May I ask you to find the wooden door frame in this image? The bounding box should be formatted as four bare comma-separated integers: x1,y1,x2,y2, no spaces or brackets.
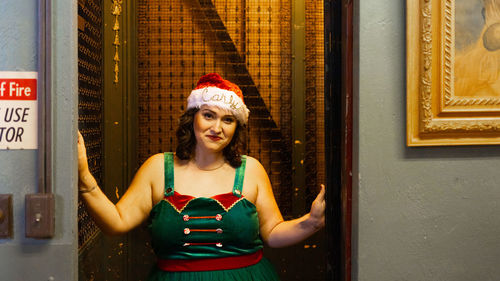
118,1,355,280
325,0,353,280
95,0,354,279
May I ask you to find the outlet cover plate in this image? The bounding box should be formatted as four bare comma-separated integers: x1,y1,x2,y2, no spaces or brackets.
25,193,55,238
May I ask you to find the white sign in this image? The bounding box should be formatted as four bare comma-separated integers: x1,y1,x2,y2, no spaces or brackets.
0,72,38,149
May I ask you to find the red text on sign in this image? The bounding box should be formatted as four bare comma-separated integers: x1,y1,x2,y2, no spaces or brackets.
0,79,37,100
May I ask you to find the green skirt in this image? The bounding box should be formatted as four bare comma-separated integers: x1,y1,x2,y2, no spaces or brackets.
147,257,280,281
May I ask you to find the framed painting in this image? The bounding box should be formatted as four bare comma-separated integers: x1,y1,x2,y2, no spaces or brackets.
407,0,500,146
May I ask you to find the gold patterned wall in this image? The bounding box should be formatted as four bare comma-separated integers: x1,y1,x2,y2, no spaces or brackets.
305,0,325,205
137,0,324,214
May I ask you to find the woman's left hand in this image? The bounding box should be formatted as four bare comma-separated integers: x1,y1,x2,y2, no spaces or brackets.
309,184,326,229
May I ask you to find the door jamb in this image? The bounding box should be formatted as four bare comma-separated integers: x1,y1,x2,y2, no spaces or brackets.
324,0,353,280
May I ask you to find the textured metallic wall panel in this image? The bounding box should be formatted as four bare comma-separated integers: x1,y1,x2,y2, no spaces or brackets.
305,0,325,206
77,0,103,252
137,0,297,214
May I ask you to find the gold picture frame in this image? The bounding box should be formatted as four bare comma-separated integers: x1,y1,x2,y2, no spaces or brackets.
407,0,500,146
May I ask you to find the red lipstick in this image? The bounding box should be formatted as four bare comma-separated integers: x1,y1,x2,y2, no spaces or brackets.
207,135,222,141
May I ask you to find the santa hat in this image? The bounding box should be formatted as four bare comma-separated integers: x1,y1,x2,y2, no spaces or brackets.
187,73,250,124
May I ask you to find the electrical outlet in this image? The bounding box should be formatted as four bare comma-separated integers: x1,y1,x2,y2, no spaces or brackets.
25,193,55,238
0,194,13,238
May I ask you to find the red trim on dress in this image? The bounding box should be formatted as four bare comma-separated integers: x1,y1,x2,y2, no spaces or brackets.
157,249,263,272
211,193,241,210
164,192,194,212
165,191,242,212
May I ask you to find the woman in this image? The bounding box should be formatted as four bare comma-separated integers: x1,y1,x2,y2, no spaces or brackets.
78,73,325,280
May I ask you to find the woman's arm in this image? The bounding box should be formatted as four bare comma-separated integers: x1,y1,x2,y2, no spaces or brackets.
78,131,162,235
250,157,325,248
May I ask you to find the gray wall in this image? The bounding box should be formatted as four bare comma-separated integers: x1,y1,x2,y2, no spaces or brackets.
354,0,500,280
0,0,78,280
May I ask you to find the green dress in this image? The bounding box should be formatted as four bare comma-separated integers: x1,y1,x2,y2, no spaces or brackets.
147,153,280,281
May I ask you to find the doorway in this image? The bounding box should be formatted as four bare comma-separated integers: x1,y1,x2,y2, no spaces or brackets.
77,0,349,280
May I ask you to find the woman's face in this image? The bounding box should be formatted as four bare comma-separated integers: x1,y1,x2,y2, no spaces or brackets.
193,105,238,153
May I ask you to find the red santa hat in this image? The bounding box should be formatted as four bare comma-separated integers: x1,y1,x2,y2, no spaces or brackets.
187,73,250,124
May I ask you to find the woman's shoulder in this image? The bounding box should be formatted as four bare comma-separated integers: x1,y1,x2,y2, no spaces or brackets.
141,152,176,169
138,153,164,171
146,152,178,160
147,152,166,162
133,153,165,182
243,155,266,175
242,156,271,194
244,155,259,164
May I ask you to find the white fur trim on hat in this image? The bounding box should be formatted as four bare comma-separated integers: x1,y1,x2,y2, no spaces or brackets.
187,87,250,124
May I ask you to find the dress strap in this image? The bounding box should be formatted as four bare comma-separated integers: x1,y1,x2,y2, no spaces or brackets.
164,152,175,197
232,155,247,198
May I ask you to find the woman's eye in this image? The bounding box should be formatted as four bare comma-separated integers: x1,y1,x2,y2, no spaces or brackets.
223,117,235,124
203,112,214,119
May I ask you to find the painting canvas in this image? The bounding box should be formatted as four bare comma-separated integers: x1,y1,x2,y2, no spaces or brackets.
455,0,500,98
407,0,500,146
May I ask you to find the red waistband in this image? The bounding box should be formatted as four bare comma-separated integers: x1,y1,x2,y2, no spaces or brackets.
157,249,263,272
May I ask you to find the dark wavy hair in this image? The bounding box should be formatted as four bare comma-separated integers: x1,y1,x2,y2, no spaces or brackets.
175,108,247,168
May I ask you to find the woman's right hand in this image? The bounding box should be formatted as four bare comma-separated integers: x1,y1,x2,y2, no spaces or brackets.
77,130,89,174
77,130,97,191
